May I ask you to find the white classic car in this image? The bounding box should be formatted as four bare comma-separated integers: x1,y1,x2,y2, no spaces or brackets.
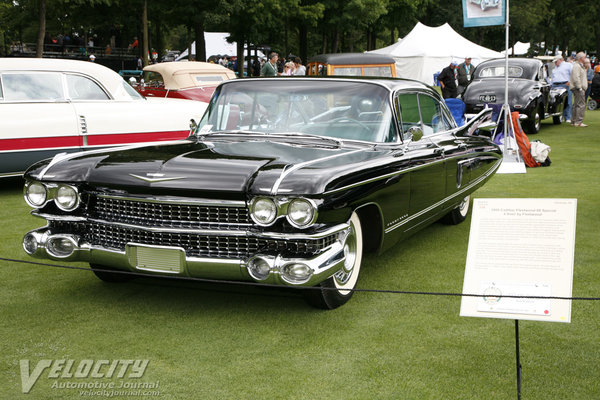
0,58,208,177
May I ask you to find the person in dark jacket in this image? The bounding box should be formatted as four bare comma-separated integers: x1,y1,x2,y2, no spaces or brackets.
438,61,458,99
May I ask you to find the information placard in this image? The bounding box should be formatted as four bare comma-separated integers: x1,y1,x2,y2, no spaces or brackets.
460,198,576,323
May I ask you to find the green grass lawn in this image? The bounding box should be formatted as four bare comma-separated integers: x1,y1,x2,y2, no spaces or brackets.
1,111,599,399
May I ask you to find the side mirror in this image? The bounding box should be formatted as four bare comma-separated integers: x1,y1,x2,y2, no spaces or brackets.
407,126,423,142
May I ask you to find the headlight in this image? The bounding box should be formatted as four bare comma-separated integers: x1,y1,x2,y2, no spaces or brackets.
286,198,316,228
250,197,277,225
55,185,79,211
24,182,47,207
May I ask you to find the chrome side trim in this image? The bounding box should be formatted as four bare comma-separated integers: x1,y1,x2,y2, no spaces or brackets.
271,149,364,195
324,152,499,196
384,157,501,234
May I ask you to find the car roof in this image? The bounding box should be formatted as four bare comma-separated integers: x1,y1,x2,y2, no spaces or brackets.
308,53,396,65
478,57,542,69
219,76,434,94
0,57,135,100
143,61,236,90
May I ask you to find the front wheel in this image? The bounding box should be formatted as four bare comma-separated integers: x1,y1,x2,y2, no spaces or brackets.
588,99,598,111
90,264,135,283
303,212,363,309
442,195,471,225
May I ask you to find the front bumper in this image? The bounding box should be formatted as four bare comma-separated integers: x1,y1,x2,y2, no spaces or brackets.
23,224,350,287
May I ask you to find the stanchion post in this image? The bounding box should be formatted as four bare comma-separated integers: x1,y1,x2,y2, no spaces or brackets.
515,319,522,400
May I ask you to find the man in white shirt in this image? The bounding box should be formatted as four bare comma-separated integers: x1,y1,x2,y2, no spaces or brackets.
551,55,573,122
570,52,588,127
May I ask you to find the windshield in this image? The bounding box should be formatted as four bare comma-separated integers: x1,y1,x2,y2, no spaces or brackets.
197,80,397,143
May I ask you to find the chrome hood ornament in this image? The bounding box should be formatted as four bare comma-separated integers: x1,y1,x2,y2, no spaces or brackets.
129,173,185,183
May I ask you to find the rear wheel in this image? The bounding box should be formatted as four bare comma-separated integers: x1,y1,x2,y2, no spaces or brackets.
588,99,598,111
90,264,134,283
442,195,471,225
303,212,363,309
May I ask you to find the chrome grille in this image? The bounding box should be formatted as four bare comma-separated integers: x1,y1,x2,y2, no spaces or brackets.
49,221,338,259
92,195,251,229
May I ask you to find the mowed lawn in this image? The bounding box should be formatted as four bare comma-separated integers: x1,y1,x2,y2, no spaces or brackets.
1,110,599,399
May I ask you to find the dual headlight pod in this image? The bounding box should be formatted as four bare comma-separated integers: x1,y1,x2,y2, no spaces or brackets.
249,197,317,228
24,181,80,211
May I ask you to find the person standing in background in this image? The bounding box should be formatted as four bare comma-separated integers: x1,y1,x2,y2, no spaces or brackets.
438,61,458,99
261,52,279,77
457,57,475,96
584,58,593,104
551,55,573,123
569,52,588,127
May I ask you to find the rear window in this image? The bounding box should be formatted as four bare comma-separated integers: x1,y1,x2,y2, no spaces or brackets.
477,66,524,78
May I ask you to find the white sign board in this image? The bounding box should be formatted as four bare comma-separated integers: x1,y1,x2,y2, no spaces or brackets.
460,198,576,323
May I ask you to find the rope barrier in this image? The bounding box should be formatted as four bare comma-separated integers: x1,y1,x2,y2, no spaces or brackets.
1,256,599,301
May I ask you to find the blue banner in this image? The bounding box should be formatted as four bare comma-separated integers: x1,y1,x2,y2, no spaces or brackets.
462,0,505,27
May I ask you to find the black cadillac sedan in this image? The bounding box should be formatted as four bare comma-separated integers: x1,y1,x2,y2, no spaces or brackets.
22,77,502,309
463,58,567,134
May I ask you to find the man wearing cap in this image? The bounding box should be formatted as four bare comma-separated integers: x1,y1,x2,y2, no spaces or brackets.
570,52,588,127
457,57,475,96
88,54,96,62
551,54,573,123
438,61,458,99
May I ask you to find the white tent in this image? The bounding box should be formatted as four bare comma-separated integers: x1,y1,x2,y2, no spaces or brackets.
176,32,265,61
368,22,502,85
501,41,530,56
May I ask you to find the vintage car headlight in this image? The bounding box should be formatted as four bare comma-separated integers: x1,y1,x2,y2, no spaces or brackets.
24,182,47,207
250,197,278,225
55,185,80,211
286,198,317,228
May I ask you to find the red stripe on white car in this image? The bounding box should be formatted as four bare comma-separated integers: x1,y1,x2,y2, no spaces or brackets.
0,131,189,151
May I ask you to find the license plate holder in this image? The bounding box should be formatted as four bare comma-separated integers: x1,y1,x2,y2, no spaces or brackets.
127,243,185,274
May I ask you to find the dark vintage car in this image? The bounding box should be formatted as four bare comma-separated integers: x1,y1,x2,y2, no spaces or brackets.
463,58,567,134
22,77,502,309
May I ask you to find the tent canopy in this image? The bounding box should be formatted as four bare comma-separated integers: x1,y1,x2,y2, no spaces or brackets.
368,22,502,85
501,41,530,56
176,32,265,61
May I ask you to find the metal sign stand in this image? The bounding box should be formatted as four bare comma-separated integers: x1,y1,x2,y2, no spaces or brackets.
494,0,526,174
515,319,522,400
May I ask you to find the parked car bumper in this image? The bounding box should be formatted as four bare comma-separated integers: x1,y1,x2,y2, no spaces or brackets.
23,223,351,287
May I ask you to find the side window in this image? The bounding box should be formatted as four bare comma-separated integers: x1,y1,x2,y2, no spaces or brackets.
2,73,64,101
0,77,3,99
418,94,452,135
395,93,420,140
66,74,110,100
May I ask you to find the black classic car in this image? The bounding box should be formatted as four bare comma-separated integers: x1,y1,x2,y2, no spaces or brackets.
463,58,567,134
22,78,502,309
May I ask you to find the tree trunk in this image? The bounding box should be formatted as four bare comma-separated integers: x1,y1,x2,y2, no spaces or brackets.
332,29,339,53
35,0,46,58
299,23,307,65
187,26,193,61
142,0,149,66
237,39,245,77
321,32,327,54
195,20,206,61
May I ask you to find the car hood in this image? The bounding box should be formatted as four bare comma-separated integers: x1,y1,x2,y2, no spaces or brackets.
464,78,536,106
25,137,390,197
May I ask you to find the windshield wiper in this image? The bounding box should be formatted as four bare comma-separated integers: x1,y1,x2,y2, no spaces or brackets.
271,132,343,147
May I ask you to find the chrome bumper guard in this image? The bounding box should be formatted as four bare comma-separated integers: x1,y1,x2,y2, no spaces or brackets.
23,224,350,287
